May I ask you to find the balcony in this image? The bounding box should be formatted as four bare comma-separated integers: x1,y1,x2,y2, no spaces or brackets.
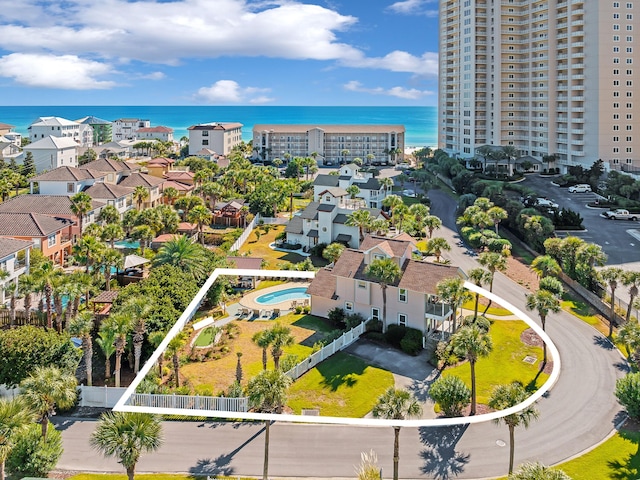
425,302,452,320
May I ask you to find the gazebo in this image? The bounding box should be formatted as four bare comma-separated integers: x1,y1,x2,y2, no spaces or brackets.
116,254,150,285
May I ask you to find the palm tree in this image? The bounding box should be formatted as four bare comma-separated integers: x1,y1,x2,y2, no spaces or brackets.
96,325,116,380
345,209,372,241
148,330,167,379
372,387,422,480
73,234,105,273
32,259,59,329
252,330,273,371
70,191,93,234
100,247,123,292
131,224,155,254
120,297,152,374
105,312,133,388
247,369,293,480
530,255,561,279
467,267,492,319
132,186,150,210
451,325,493,415
437,276,472,332
69,311,95,386
162,186,179,206
424,215,442,239
488,382,539,474
268,323,295,370
101,223,125,248
623,270,640,323
153,235,206,279
198,181,225,210
478,251,508,314
187,204,213,245
379,177,394,195
91,411,163,480
509,462,572,480
0,397,36,480
487,206,508,234
382,194,403,226
365,257,402,331
167,331,188,387
426,237,451,263
599,267,624,337
98,204,120,225
322,242,345,264
17,273,35,322
525,289,561,365
20,366,77,441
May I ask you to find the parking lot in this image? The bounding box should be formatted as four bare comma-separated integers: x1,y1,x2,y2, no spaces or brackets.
519,175,640,267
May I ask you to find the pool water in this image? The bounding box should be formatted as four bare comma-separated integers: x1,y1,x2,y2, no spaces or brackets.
114,239,140,249
256,287,310,305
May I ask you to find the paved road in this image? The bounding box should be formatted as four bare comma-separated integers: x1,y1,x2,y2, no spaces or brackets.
56,189,627,479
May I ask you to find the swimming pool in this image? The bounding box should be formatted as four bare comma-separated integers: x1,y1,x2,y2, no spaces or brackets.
114,239,140,249
255,287,310,305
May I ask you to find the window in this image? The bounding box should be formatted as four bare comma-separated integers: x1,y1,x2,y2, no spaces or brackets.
344,301,354,312
371,308,380,321
202,139,209,145
67,183,74,193
202,130,209,136
398,313,407,327
47,234,56,247
357,281,366,289
399,288,407,303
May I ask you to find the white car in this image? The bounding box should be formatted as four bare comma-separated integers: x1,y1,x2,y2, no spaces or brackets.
537,197,559,209
402,189,416,197
568,184,592,193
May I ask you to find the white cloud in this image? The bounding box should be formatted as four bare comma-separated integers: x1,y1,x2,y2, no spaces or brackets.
387,0,438,16
344,80,434,100
0,0,437,86
343,50,439,77
139,71,166,80
0,53,115,89
194,80,274,104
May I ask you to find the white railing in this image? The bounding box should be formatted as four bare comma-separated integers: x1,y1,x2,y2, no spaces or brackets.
229,215,259,252
284,321,367,381
80,385,128,408
129,393,248,412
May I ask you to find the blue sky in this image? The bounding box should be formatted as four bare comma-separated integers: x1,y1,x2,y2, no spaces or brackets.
0,0,440,106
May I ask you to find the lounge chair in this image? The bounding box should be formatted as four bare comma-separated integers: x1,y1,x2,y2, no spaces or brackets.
272,308,280,318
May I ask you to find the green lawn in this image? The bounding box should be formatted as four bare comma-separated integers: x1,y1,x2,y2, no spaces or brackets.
287,351,394,417
556,428,640,479
69,475,252,480
462,300,513,317
442,320,549,405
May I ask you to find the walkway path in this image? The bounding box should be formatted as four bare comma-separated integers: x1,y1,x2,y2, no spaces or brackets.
55,189,627,478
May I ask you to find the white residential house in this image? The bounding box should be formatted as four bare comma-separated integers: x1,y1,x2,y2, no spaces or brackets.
188,122,243,156
22,136,78,173
79,158,139,184
29,166,107,195
28,116,93,147
112,118,151,141
0,135,22,162
135,126,174,143
84,183,134,215
307,235,465,338
0,238,31,305
313,163,390,208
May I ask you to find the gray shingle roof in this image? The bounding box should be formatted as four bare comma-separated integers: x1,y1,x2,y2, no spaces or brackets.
0,213,74,237
358,178,381,190
299,202,320,220
285,216,303,234
313,175,340,187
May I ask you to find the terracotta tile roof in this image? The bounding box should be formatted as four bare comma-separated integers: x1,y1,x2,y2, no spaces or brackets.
118,172,165,188
30,166,105,182
0,212,74,237
177,222,197,232
0,238,32,259
85,183,133,199
0,195,104,214
92,290,120,304
79,158,138,173
0,123,14,130
147,157,175,166
164,171,195,181
152,233,182,243
226,256,262,270
162,180,193,192
136,126,173,133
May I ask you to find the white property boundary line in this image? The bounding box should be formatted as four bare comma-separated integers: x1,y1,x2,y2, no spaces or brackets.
114,270,561,428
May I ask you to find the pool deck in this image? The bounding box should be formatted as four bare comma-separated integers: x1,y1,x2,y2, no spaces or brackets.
239,281,311,313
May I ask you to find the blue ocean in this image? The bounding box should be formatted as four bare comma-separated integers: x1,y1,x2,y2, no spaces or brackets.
1,106,437,149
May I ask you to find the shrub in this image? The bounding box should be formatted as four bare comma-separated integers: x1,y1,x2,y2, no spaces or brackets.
366,319,383,333
366,332,386,343
429,375,471,417
327,307,346,327
400,328,423,356
464,315,491,333
385,324,407,347
345,312,366,330
279,354,300,372
309,242,328,257
7,423,63,477
616,373,640,419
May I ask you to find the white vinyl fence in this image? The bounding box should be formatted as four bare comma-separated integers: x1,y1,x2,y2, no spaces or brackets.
129,393,248,412
284,321,368,380
229,215,259,252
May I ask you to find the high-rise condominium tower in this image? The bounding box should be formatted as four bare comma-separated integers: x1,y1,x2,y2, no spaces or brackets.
439,0,639,172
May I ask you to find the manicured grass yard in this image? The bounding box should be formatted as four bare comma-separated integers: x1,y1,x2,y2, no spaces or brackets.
181,313,333,394
238,225,305,269
442,320,549,405
557,427,640,479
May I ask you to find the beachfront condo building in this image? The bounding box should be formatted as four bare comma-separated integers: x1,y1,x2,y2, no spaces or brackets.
438,0,640,173
188,122,244,156
252,124,405,166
